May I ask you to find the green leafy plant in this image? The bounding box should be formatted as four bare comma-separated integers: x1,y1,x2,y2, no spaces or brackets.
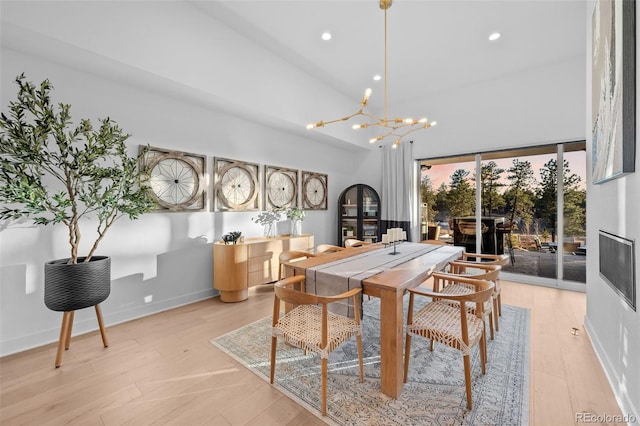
0,74,156,264
285,206,305,221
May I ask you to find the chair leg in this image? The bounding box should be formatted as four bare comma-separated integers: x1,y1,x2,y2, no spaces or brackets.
463,354,473,410
497,293,502,317
321,357,328,416
480,329,487,375
356,334,364,383
493,297,500,331
55,311,73,368
270,336,277,384
94,305,108,348
488,311,495,341
403,333,412,383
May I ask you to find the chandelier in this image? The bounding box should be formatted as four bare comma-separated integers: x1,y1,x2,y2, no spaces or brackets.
306,0,436,148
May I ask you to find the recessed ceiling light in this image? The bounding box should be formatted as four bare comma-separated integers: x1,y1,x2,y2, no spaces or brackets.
489,32,501,41
373,74,382,81
321,32,332,41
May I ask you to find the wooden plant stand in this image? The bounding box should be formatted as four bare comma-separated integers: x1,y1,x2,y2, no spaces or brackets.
55,304,109,368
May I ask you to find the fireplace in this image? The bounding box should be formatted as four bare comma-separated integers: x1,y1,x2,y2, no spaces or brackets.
599,230,636,311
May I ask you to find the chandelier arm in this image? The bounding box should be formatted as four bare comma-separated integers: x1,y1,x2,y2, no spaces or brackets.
306,0,434,145
360,111,384,122
394,122,433,139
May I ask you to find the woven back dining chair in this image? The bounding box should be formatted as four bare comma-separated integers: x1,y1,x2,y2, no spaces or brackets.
456,253,509,323
270,275,364,416
344,238,371,248
404,274,494,410
433,263,501,340
278,250,317,280
316,244,345,254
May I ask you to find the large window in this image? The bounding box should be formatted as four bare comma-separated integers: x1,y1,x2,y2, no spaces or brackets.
419,142,586,288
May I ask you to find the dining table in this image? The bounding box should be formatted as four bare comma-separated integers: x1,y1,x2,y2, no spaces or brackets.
281,241,464,398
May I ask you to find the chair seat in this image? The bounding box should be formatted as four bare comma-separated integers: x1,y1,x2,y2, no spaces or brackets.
407,301,484,356
273,304,362,359
441,283,493,313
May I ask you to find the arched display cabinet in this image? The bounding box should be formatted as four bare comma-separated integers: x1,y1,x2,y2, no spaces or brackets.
338,184,381,246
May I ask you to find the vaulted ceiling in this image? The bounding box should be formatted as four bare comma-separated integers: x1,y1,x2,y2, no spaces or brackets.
1,1,587,150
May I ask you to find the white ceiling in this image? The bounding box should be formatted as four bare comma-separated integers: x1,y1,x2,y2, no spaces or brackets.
1,0,587,149
193,0,587,113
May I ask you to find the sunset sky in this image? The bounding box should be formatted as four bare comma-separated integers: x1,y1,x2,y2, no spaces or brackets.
423,151,587,191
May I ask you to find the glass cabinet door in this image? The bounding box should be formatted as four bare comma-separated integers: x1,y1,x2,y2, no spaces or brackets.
338,184,381,246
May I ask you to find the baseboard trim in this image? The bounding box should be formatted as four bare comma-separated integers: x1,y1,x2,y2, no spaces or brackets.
584,315,639,425
0,289,217,357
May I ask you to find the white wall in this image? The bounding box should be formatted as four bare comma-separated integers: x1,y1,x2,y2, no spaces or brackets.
407,56,586,159
0,48,381,356
0,0,591,364
584,1,640,420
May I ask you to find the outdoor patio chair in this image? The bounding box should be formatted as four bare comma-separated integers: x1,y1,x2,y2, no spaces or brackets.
270,275,364,416
404,275,494,410
458,221,488,246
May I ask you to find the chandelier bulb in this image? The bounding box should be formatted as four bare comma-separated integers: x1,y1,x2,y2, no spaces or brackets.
305,1,435,146
361,88,373,106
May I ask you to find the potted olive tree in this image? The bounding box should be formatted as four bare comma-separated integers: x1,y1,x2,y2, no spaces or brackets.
0,74,155,366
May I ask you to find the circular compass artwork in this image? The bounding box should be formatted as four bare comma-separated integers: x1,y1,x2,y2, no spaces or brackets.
266,170,296,209
214,159,259,211
302,172,328,210
147,151,204,211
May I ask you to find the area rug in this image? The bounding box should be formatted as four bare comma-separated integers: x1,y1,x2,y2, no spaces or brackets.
211,295,529,425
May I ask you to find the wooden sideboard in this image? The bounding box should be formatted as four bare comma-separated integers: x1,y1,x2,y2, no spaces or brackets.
213,234,314,302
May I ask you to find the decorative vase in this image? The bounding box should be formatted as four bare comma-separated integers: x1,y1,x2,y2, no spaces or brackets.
44,256,111,312
291,219,302,237
264,222,276,238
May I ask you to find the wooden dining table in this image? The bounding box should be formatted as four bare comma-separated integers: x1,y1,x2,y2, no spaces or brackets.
281,242,464,398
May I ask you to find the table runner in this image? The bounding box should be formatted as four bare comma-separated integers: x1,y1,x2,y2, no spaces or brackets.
305,242,442,316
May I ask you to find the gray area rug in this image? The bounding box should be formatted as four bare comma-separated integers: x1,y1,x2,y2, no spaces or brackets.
211,295,529,425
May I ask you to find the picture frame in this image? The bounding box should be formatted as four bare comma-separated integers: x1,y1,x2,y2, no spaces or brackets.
301,171,328,210
213,157,260,211
591,0,636,184
141,146,208,212
263,165,298,210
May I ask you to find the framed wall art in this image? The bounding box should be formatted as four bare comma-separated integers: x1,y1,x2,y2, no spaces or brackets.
141,146,208,212
264,165,298,210
213,157,260,211
301,171,328,210
591,0,636,184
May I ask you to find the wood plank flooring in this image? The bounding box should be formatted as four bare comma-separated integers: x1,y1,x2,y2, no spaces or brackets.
0,282,625,425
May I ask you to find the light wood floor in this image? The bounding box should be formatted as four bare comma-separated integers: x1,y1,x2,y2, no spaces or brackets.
0,281,624,425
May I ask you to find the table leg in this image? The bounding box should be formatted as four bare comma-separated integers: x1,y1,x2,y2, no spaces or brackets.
378,287,404,398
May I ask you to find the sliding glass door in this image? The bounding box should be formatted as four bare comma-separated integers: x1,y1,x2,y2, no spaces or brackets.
419,142,586,288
